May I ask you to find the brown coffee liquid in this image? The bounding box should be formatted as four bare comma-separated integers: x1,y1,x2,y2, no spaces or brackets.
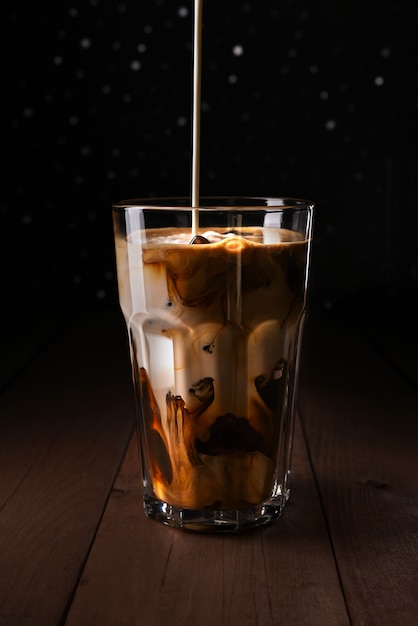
126,228,308,509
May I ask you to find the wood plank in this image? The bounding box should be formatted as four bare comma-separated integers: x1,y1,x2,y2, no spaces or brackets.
299,311,418,626
0,308,135,626
64,415,350,626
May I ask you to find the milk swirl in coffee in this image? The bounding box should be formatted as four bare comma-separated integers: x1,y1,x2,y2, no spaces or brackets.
115,225,309,510
113,2,314,528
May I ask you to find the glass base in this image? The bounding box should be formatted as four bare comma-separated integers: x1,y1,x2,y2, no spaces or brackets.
143,492,288,533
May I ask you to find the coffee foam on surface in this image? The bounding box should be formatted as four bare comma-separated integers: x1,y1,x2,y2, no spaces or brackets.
136,226,304,246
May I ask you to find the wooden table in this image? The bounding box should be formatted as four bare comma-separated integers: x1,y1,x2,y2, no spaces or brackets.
1,301,417,626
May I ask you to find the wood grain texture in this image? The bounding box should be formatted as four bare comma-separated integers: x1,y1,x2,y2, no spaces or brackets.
64,416,350,626
0,308,135,626
2,306,417,626
299,312,418,626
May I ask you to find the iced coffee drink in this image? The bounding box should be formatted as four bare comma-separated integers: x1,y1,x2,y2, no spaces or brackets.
113,198,313,531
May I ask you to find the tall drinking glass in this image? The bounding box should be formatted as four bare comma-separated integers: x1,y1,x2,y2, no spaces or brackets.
112,197,314,532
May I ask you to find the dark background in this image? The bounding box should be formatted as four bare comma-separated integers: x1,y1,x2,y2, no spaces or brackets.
3,0,418,313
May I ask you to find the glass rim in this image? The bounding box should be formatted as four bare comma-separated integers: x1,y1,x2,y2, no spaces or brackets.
112,195,315,212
